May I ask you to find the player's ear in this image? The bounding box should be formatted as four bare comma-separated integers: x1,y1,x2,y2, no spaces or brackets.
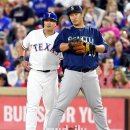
42,21,44,27
55,21,57,27
81,13,84,18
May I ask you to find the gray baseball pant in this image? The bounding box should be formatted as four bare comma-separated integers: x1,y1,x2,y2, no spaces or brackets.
46,69,110,130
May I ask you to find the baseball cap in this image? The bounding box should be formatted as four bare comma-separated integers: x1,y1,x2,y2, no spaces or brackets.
127,15,130,22
42,12,57,22
0,31,6,39
0,66,7,74
124,3,130,12
67,5,82,15
0,73,7,79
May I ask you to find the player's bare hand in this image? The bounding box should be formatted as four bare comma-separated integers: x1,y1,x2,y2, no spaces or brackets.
21,61,31,71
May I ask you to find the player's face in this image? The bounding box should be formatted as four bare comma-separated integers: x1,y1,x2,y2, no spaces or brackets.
69,12,83,26
44,19,57,31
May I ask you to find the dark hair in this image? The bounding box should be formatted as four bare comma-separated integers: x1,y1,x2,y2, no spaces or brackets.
112,68,128,86
0,73,9,86
90,0,97,6
0,48,6,65
14,60,21,68
120,28,129,33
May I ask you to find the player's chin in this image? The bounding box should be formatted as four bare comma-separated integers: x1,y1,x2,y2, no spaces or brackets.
46,26,51,29
46,27,53,30
73,22,79,26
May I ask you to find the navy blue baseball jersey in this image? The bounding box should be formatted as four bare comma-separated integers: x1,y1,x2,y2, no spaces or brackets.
53,26,108,71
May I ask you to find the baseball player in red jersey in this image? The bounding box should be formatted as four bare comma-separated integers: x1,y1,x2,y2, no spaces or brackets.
17,12,61,130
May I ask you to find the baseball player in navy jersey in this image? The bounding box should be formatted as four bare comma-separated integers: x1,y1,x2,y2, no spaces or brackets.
17,12,61,130
46,6,110,130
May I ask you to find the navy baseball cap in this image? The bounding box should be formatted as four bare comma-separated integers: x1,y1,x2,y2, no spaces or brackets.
42,12,57,22
67,5,82,15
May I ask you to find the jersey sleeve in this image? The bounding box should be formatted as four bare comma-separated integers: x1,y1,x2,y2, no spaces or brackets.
96,29,108,53
53,28,68,52
22,32,31,49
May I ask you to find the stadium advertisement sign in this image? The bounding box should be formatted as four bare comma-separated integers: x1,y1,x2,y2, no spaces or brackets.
0,97,125,130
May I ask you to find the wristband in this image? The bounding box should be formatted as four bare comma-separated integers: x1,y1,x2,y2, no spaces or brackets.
18,56,24,62
68,43,73,50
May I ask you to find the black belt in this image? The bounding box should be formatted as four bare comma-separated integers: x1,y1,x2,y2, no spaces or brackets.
67,68,94,73
78,68,94,73
37,70,51,73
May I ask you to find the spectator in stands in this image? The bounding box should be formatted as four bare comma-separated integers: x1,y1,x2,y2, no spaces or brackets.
0,31,13,62
84,12,95,27
48,0,82,19
99,58,114,88
0,6,12,36
60,20,72,30
106,0,123,21
107,11,123,28
120,28,129,39
0,48,6,66
82,0,106,28
120,28,130,54
56,15,70,32
103,31,116,46
4,2,14,17
0,31,12,71
10,25,27,59
32,0,55,19
117,0,129,13
0,73,9,86
0,0,6,7
110,40,130,68
98,31,116,61
120,3,130,31
83,6,97,27
48,3,65,20
111,67,130,88
98,0,107,10
20,69,28,87
7,59,25,87
54,0,82,8
100,16,120,39
0,48,7,74
10,0,38,30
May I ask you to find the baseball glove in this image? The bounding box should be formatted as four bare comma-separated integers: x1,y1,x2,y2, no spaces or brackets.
68,39,96,55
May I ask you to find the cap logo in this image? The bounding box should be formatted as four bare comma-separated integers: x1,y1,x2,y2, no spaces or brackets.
71,6,74,11
48,12,51,18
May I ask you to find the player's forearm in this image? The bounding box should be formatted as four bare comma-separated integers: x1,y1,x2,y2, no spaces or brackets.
59,43,69,52
16,43,26,57
95,45,106,53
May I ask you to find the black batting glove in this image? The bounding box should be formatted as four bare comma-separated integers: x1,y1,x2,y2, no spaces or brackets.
89,44,96,55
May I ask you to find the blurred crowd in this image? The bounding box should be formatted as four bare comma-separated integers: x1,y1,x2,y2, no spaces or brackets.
0,0,130,88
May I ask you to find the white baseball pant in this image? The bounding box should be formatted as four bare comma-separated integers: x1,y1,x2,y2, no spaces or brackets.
26,69,58,130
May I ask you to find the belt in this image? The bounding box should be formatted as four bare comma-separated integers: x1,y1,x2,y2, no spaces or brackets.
37,70,51,73
77,68,94,73
67,68,94,73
